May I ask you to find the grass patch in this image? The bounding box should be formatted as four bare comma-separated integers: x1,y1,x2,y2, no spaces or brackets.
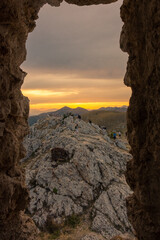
39,231,60,240
65,215,81,228
48,230,61,239
39,232,45,238
53,188,58,194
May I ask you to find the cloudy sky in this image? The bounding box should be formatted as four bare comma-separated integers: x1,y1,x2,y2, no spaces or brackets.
22,0,131,115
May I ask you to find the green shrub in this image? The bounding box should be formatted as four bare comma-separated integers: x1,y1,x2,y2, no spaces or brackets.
46,216,63,236
110,132,114,139
48,230,60,239
39,232,45,238
65,214,80,228
53,188,58,194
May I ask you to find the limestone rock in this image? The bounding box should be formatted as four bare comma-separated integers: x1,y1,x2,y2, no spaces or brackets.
24,116,133,239
115,140,127,151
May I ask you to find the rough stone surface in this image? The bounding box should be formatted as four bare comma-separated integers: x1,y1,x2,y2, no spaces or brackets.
115,140,127,151
24,116,132,239
120,1,160,240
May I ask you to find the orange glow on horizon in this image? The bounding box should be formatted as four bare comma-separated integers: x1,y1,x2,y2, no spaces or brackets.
30,102,129,111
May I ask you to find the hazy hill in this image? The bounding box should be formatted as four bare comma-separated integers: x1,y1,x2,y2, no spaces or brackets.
29,107,88,126
82,110,127,133
29,106,127,127
98,105,128,112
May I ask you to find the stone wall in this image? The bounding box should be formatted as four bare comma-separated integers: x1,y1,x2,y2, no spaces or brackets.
120,0,160,239
0,0,160,239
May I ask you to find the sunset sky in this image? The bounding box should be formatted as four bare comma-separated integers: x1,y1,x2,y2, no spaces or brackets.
22,0,131,115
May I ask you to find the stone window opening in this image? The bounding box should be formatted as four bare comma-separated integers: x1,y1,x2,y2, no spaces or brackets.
0,1,159,240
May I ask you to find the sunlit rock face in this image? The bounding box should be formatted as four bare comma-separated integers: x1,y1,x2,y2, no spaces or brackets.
120,1,160,240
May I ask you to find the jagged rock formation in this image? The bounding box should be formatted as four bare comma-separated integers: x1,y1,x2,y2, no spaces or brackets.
120,1,160,240
23,116,132,239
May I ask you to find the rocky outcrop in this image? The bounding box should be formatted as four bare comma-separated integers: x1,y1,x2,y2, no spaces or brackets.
23,116,132,239
120,0,160,239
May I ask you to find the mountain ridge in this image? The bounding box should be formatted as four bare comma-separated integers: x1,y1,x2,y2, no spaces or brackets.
29,106,128,126
29,106,88,125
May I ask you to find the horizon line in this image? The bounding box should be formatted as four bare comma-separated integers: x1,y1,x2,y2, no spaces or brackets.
29,102,128,116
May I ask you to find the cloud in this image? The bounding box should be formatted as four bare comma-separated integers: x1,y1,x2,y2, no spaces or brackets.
21,0,130,115
22,0,127,80
22,79,131,104
23,71,125,89
23,89,79,97
22,70,131,105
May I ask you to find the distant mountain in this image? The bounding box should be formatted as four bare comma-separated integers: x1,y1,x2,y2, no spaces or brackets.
28,106,128,126
51,106,88,116
29,107,88,126
98,106,128,112
48,106,71,116
71,107,89,115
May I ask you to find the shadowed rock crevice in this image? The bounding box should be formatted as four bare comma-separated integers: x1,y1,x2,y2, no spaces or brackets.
51,148,71,163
